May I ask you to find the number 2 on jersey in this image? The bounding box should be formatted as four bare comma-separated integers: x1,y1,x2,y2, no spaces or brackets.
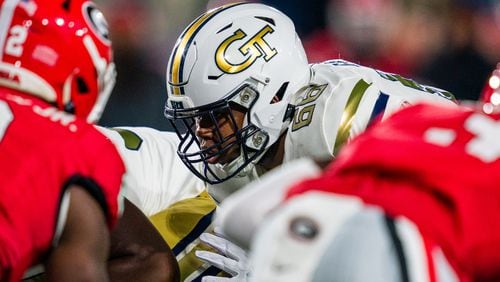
5,25,28,57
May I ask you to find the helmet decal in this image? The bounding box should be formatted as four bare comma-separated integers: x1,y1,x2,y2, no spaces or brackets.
168,2,244,96
83,2,110,44
215,25,277,74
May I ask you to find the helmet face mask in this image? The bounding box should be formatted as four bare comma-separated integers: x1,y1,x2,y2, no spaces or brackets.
166,83,268,184
165,3,309,183
0,0,115,123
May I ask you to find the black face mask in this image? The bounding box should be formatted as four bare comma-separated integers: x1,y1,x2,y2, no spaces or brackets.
164,84,269,184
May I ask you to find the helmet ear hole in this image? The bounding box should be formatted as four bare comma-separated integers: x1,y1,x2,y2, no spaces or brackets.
64,101,75,114
62,0,71,10
76,77,89,94
272,82,289,104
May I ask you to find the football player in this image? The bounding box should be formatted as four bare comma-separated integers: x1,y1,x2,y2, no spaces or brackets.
218,102,500,281
163,2,457,279
0,0,178,281
164,2,456,199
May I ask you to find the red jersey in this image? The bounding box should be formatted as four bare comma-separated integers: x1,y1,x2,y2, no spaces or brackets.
0,90,125,281
287,103,500,281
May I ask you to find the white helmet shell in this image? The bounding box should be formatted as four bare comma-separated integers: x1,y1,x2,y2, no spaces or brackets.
165,3,310,184
167,2,308,108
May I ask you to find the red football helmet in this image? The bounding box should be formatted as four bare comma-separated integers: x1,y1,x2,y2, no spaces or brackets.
480,63,500,114
0,0,115,123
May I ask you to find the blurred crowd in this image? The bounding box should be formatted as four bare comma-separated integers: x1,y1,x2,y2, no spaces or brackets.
96,0,500,130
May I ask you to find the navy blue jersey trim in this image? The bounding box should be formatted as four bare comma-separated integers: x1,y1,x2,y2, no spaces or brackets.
368,92,389,126
172,208,216,255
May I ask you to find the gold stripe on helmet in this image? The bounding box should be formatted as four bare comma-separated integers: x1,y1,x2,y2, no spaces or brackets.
169,3,244,95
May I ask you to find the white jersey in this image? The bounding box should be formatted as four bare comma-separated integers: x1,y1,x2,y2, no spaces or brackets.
284,59,456,161
97,126,205,216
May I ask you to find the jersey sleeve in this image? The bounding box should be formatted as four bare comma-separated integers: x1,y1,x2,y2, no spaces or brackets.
284,60,457,162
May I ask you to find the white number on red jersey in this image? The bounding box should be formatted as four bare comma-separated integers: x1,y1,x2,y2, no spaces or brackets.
424,113,500,163
5,25,27,57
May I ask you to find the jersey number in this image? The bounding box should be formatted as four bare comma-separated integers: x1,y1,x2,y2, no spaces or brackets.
0,101,13,141
292,84,327,131
5,25,28,57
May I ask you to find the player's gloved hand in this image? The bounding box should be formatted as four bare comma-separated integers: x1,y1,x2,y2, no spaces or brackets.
196,228,250,282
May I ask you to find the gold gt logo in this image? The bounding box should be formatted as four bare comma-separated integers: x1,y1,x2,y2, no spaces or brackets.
215,25,277,74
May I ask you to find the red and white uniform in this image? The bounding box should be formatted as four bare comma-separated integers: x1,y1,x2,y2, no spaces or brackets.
0,90,125,281
286,102,500,281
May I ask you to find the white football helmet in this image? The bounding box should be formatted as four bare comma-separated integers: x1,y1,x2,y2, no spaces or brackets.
164,3,310,184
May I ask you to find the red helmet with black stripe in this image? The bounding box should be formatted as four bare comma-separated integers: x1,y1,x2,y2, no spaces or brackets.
0,0,115,123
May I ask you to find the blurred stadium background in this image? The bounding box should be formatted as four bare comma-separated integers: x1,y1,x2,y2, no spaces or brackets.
96,0,500,130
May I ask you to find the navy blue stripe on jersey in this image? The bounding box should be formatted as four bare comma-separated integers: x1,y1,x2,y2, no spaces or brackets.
193,266,224,282
368,92,389,126
172,208,216,256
